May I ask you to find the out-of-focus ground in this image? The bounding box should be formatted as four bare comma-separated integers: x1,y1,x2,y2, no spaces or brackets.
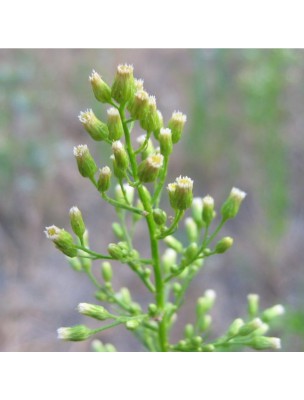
0,49,303,351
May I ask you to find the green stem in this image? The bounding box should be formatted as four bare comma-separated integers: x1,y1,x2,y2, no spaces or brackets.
157,210,184,239
91,321,122,335
102,193,147,216
75,245,113,260
152,154,169,207
135,131,152,155
119,105,167,352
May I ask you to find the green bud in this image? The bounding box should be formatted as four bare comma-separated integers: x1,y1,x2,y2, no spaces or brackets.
101,262,113,282
152,208,167,226
197,290,217,315
136,134,155,160
247,294,260,318
173,282,182,297
182,242,198,266
221,187,247,221
140,96,161,132
128,90,149,120
153,110,164,140
125,319,140,330
164,236,183,253
192,336,203,347
107,242,128,260
214,237,234,254
112,141,129,172
185,217,198,242
168,111,187,144
95,290,108,302
202,195,215,226
158,128,173,156
66,256,82,272
45,225,77,257
57,325,91,341
77,303,112,321
112,222,124,239
120,287,132,304
91,339,106,352
184,324,195,339
250,336,281,350
168,176,193,211
202,344,215,352
238,318,263,336
198,314,212,332
227,318,245,337
78,109,109,141
69,206,86,239
97,166,111,192
138,153,164,183
107,107,124,141
148,303,158,317
104,343,117,352
191,197,203,226
130,302,142,314
261,305,285,322
162,248,178,274
73,144,98,179
115,184,134,205
89,70,112,103
110,155,126,179
111,64,135,104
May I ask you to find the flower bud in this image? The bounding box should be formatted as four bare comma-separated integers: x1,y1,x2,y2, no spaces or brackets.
247,294,260,318
73,144,98,179
77,303,112,321
125,319,140,330
44,225,77,257
112,222,124,239
112,141,129,172
104,343,117,352
107,242,128,260
164,236,183,253
78,109,109,141
101,262,113,282
191,197,203,226
115,184,134,205
69,206,86,240
221,187,247,221
202,195,215,226
250,336,281,350
111,64,135,104
152,208,167,226
138,153,164,183
168,176,194,210
136,134,155,160
148,303,158,317
89,70,112,103
153,110,164,140
261,305,285,322
185,217,198,242
128,90,149,120
168,111,187,144
107,107,124,141
66,256,82,272
182,242,198,265
214,237,234,254
91,339,106,352
159,128,173,156
120,287,132,304
162,248,178,274
57,325,91,341
196,290,217,315
173,282,182,297
198,314,212,332
97,166,111,192
184,324,195,339
111,155,126,179
227,318,244,337
140,96,161,132
238,318,263,336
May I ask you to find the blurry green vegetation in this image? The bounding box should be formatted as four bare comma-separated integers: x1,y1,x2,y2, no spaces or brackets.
188,49,294,239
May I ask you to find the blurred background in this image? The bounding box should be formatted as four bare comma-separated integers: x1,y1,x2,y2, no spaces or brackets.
0,49,303,351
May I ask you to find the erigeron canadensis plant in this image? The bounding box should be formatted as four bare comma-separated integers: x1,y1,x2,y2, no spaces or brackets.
45,65,284,352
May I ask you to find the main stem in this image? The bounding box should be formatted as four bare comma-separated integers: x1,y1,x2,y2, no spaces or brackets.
120,106,167,351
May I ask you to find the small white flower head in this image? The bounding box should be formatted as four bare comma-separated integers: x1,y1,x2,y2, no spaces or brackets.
205,289,217,302
203,195,214,207
57,327,70,340
136,134,147,145
44,225,61,240
148,95,156,107
270,338,281,350
69,206,80,217
176,176,194,190
135,78,144,90
112,140,124,151
77,303,92,314
101,166,111,175
107,107,119,117
167,182,177,193
147,153,164,169
78,109,94,124
272,304,285,316
117,64,134,75
73,144,88,158
172,111,187,123
135,90,149,102
262,304,285,322
159,128,172,138
89,69,100,82
162,248,178,264
230,187,247,201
